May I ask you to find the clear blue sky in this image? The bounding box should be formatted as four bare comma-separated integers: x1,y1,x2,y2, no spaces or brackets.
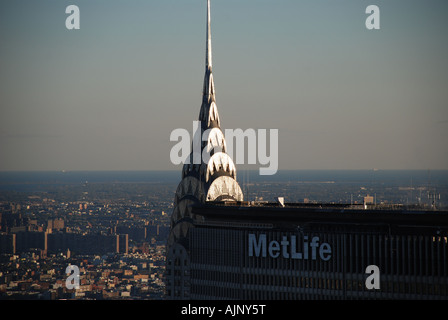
1,0,447,171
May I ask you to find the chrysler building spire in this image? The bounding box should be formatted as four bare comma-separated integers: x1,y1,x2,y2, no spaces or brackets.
179,0,242,201
201,0,216,116
167,0,243,254
206,0,212,71
166,0,244,299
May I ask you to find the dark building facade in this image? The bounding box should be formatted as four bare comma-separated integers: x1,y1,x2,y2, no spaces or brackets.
183,203,448,299
0,233,16,254
0,231,129,255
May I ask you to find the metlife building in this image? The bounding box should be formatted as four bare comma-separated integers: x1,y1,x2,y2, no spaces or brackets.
166,202,448,300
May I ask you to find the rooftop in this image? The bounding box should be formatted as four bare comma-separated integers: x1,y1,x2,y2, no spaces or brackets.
191,201,448,230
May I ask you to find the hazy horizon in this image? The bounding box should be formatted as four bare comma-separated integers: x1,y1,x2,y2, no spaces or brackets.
1,0,447,172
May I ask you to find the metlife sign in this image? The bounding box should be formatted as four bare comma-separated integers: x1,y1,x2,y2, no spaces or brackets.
248,233,332,261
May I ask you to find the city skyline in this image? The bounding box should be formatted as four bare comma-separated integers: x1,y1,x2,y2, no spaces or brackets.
1,0,448,172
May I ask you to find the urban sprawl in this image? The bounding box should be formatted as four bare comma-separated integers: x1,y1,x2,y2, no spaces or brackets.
0,182,173,299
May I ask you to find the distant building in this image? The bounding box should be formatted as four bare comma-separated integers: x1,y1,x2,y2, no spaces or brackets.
0,233,16,254
0,213,28,233
147,225,169,240
47,218,64,231
364,195,374,205
1,231,129,255
115,226,146,242
15,231,47,252
117,234,129,254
